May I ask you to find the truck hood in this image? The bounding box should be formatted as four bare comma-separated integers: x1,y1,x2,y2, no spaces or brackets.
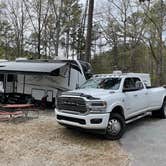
62,88,117,100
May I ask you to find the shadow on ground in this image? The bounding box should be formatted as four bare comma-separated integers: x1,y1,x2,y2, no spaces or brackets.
120,115,166,166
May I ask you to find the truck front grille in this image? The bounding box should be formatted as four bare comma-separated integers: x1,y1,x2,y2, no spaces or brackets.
57,97,87,114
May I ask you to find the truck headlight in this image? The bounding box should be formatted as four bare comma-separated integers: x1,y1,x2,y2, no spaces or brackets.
86,101,107,113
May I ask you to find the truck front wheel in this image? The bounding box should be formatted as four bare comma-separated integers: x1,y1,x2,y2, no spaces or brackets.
105,113,125,140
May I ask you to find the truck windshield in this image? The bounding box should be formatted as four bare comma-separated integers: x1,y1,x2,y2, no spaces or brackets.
79,77,121,90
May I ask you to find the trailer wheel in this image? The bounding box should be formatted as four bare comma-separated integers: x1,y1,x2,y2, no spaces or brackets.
105,113,125,140
152,100,166,119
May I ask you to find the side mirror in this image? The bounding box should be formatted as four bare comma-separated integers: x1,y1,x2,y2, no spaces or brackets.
86,73,93,79
85,70,93,79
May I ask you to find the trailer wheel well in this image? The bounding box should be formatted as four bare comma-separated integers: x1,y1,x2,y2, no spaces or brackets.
111,106,124,118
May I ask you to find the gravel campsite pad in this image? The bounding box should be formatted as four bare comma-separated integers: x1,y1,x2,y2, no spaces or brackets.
0,112,129,166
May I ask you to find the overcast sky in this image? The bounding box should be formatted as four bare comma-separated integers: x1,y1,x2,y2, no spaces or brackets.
80,0,108,9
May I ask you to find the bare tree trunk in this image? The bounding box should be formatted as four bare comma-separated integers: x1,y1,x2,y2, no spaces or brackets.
66,29,70,58
156,0,164,85
123,0,127,69
21,0,24,56
79,0,88,60
44,23,47,58
55,0,63,57
112,31,118,69
85,0,94,63
37,0,42,59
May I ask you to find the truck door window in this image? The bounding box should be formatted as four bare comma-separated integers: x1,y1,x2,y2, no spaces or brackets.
134,78,144,90
124,78,143,91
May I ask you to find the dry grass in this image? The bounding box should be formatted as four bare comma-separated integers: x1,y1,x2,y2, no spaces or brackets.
0,112,129,166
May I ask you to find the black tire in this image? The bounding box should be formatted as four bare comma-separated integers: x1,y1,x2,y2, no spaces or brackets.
105,113,126,140
152,100,166,119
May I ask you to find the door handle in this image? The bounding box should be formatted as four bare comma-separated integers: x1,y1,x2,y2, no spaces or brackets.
145,92,148,95
134,94,138,97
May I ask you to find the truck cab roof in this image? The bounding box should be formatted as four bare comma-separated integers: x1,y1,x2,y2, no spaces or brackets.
93,71,151,87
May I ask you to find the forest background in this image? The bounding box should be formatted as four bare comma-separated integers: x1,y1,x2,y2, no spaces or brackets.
0,0,165,85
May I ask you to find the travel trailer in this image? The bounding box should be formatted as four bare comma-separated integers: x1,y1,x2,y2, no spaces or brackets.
0,59,92,107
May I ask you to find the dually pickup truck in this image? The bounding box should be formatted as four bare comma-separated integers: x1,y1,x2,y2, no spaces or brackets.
55,71,166,140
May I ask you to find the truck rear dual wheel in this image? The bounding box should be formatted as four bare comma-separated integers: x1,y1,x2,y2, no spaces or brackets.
105,113,125,140
152,100,166,119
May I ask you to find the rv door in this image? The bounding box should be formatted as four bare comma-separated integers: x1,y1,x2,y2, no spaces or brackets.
5,74,15,93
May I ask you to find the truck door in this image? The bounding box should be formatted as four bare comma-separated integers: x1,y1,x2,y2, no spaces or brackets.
123,77,148,115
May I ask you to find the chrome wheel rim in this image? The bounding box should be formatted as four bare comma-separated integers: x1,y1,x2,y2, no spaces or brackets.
107,119,121,136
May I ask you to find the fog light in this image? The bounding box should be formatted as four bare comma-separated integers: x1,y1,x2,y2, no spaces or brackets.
90,118,102,124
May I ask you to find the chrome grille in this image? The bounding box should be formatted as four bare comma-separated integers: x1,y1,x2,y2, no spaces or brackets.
57,97,87,113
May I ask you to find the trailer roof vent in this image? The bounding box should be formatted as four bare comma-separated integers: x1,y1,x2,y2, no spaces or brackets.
0,59,8,62
16,57,28,62
113,70,122,76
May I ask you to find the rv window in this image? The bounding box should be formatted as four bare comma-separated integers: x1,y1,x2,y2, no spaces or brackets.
0,74,4,81
7,74,14,82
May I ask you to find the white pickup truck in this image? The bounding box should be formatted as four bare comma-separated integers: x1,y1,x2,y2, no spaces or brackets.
55,71,166,140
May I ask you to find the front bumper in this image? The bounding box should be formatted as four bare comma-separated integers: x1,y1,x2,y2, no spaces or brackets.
55,108,110,129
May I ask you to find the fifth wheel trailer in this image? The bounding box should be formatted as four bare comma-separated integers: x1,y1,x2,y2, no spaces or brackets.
0,59,92,107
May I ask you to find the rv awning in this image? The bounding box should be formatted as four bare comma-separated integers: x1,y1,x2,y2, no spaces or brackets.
0,62,67,75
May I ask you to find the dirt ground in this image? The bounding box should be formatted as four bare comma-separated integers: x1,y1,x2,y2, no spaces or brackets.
0,111,129,166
